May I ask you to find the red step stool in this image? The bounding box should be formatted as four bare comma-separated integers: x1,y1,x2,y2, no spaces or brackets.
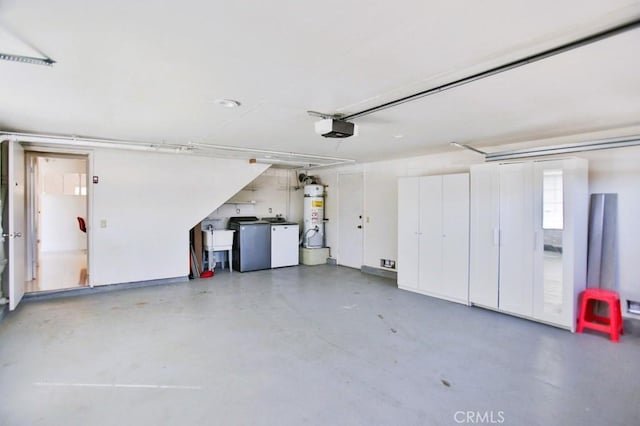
577,288,624,342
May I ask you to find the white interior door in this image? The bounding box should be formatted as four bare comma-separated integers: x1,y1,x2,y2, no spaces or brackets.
5,141,26,310
397,177,420,289
418,175,442,294
441,173,470,303
337,173,363,269
499,162,534,317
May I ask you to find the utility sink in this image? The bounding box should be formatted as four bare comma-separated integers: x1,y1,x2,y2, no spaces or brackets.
203,229,234,250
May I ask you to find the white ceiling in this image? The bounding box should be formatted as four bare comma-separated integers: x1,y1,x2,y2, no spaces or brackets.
1,0,639,163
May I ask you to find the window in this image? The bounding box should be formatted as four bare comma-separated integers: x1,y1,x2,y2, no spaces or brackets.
63,173,87,196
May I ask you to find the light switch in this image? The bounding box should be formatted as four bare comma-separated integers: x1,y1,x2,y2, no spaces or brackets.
100,219,107,228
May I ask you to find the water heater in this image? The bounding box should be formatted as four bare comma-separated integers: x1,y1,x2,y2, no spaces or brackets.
303,184,324,248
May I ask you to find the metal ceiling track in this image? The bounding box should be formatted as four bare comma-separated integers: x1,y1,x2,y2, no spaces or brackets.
485,135,640,162
0,53,55,66
342,18,640,121
0,132,355,168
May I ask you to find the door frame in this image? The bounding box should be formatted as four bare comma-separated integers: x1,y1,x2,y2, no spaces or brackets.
337,171,364,269
25,147,94,289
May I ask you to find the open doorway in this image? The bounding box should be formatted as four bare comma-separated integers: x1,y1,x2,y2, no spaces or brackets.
25,153,89,292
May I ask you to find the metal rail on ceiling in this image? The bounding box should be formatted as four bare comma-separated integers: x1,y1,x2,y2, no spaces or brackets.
342,18,640,121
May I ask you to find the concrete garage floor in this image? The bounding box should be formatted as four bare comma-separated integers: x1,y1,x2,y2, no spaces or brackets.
0,265,638,425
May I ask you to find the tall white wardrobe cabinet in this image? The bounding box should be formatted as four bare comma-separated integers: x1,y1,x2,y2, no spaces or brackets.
469,158,588,331
397,173,469,305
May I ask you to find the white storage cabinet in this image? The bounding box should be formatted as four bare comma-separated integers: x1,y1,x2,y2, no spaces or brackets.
469,158,588,330
397,173,470,305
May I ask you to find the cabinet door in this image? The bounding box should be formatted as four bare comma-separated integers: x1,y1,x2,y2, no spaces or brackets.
441,174,470,303
469,164,500,308
418,175,443,294
532,159,591,329
397,177,420,289
271,225,299,268
499,162,534,316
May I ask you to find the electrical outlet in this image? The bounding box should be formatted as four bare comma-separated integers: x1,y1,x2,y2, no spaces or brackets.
380,259,396,269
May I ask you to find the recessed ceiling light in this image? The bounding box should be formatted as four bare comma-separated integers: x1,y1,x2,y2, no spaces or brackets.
393,134,404,139
214,98,241,108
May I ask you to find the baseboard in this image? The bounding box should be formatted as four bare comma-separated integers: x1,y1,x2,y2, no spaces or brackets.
399,285,469,306
0,303,8,324
361,265,397,281
623,316,640,334
23,276,189,302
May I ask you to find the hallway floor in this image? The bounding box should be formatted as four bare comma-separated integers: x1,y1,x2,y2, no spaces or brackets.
1,265,638,425
25,250,88,293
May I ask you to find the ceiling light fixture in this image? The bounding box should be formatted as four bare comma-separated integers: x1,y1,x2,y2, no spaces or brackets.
214,98,241,108
0,53,55,66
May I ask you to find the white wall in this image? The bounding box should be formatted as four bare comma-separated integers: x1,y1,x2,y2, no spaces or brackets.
26,138,640,319
312,150,480,265
89,149,268,286
581,146,640,317
310,146,640,319
40,196,87,252
205,168,303,226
